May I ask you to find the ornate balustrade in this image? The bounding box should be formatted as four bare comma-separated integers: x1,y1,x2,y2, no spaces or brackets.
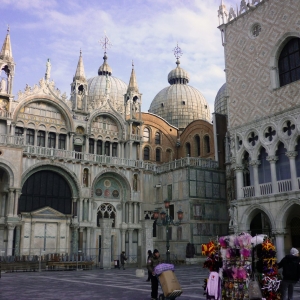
0,134,23,146
0,110,12,119
260,183,272,195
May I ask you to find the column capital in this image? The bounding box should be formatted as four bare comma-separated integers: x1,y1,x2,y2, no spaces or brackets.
266,155,278,162
234,164,244,171
249,160,261,167
6,223,16,230
286,151,298,158
272,230,286,236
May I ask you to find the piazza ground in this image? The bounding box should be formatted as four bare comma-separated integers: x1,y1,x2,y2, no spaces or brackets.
1,265,300,300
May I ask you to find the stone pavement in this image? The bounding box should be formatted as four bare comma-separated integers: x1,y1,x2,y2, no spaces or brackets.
1,265,300,299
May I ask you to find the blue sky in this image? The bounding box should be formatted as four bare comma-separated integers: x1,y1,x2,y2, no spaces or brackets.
1,0,238,113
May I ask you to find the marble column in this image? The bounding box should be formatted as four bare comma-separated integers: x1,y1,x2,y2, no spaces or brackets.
122,202,126,223
66,134,70,151
133,203,137,224
30,221,36,255
7,224,15,256
234,164,244,199
128,202,132,224
11,123,15,135
88,199,92,222
14,225,21,256
79,198,83,222
72,225,79,255
94,140,96,155
121,229,126,253
99,219,114,269
72,197,78,217
83,199,87,222
128,229,133,257
70,133,74,151
86,227,91,255
129,142,133,159
55,133,59,149
85,135,89,154
267,156,278,194
249,160,261,197
8,188,14,216
109,143,112,157
79,228,83,251
45,131,49,147
14,189,21,216
34,130,38,147
140,220,154,265
274,231,285,261
286,151,298,190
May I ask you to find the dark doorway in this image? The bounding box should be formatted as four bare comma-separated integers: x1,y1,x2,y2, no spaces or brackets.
19,170,72,214
250,212,271,237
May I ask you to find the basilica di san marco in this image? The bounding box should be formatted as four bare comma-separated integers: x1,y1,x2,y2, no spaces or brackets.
1,0,300,280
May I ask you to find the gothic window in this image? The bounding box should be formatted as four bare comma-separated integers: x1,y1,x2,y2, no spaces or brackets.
156,148,161,162
283,120,295,136
58,134,66,150
295,139,300,177
144,147,150,160
97,140,102,155
15,127,24,136
279,38,300,87
83,168,89,187
258,147,271,184
143,127,150,142
265,127,276,141
195,135,200,156
186,142,191,157
26,129,34,145
112,142,117,157
37,131,45,147
105,141,110,156
19,170,72,214
155,132,161,145
89,138,94,154
204,136,210,154
97,203,116,228
48,132,56,148
248,132,258,146
242,152,252,187
276,142,291,180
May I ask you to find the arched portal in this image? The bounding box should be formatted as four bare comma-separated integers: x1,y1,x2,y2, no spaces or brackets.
19,170,72,214
250,210,272,237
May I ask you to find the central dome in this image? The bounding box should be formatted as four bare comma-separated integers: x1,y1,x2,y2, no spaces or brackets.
87,53,127,109
149,59,211,129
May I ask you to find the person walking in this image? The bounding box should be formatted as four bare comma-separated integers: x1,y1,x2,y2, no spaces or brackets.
120,251,127,270
278,247,300,300
146,250,153,282
147,249,162,300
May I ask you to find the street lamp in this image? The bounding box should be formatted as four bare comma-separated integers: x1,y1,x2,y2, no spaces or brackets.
153,200,183,263
76,250,82,271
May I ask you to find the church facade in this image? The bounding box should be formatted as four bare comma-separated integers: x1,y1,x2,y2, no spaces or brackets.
217,0,300,259
0,31,228,266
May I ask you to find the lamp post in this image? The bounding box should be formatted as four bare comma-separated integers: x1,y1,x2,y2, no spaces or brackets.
39,248,45,272
153,199,183,263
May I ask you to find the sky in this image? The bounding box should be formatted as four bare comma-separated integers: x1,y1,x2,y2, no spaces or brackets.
1,0,238,114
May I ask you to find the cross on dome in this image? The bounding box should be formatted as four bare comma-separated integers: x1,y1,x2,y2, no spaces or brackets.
173,43,183,60
99,32,112,54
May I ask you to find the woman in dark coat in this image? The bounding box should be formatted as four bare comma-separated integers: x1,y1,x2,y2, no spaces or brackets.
146,250,152,281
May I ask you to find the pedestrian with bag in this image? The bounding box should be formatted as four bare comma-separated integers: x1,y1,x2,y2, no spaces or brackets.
278,247,300,300
120,251,127,270
147,249,162,300
146,250,153,282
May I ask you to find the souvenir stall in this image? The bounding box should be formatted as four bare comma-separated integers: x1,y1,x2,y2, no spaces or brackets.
201,234,281,300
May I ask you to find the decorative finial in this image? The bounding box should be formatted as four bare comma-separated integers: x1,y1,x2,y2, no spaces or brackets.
80,49,82,56
99,31,112,54
7,25,10,33
173,42,183,60
132,60,134,69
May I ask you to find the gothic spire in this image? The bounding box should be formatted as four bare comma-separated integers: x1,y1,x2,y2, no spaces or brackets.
0,26,13,62
73,49,86,82
127,61,139,93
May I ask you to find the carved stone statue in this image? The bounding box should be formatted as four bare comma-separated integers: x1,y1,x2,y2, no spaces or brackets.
45,58,51,81
229,204,237,227
77,89,83,110
0,78,7,93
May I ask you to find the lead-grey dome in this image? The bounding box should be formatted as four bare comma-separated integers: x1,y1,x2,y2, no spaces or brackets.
149,59,211,129
87,54,127,109
214,83,227,115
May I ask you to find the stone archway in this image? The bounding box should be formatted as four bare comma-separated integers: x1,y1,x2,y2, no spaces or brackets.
250,210,272,237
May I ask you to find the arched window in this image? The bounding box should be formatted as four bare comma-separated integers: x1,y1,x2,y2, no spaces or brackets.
89,138,94,154
276,142,291,180
143,127,150,142
37,131,45,147
204,136,210,154
105,141,110,156
26,129,34,145
112,142,118,157
59,134,66,150
278,38,300,87
15,127,24,136
97,140,102,155
155,132,161,145
156,148,161,162
144,147,150,160
295,139,300,177
186,143,191,157
258,147,271,184
48,132,56,148
195,135,200,156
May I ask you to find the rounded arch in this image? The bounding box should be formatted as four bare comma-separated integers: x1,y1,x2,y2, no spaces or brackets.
88,110,126,137
240,204,276,233
21,161,80,198
270,32,300,89
92,170,131,202
12,96,74,132
0,159,17,187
